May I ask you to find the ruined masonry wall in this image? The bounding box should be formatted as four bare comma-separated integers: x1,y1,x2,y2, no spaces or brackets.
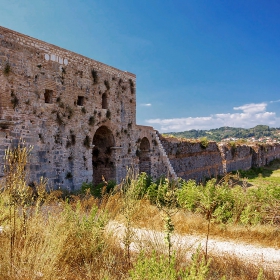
218,144,252,173
0,26,141,190
1,26,280,189
161,136,280,181
160,136,224,181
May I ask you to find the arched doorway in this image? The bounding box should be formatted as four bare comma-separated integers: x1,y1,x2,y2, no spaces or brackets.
139,137,151,175
92,126,115,184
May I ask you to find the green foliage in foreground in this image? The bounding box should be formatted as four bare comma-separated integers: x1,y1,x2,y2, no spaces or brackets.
0,144,273,279
130,248,210,280
80,180,116,197
132,171,280,226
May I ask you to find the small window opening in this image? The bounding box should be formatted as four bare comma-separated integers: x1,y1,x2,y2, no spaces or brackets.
44,89,53,104
102,93,108,109
77,96,84,106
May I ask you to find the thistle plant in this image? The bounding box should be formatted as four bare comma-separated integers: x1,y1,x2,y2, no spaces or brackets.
121,168,140,266
156,178,178,263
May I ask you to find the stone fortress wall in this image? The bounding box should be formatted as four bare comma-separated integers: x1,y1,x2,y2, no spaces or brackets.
0,26,280,190
0,26,169,190
160,135,280,181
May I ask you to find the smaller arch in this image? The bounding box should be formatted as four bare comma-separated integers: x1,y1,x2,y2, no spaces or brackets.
102,93,108,109
139,137,151,175
140,137,150,152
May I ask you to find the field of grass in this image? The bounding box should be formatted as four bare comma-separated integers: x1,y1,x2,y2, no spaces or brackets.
238,159,280,187
0,145,279,279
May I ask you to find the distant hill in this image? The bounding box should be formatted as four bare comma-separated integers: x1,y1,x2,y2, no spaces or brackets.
164,125,280,142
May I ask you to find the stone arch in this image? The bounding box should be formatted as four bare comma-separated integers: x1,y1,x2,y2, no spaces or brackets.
102,93,108,109
92,126,115,184
139,137,151,175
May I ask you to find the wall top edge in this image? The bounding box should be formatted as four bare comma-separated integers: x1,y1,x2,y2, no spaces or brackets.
0,25,136,79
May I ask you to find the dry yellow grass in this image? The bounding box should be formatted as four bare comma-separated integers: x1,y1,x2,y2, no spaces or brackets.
1,145,278,279
122,198,280,249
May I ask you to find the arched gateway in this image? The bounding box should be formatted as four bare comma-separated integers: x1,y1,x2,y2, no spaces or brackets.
92,126,116,184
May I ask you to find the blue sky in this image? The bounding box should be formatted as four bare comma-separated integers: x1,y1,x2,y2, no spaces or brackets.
1,0,280,132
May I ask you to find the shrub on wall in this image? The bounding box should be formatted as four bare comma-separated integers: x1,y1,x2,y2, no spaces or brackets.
199,137,209,149
3,63,11,75
88,116,95,126
129,79,135,94
65,171,73,179
104,80,110,90
91,69,98,84
11,93,19,109
83,135,91,148
106,110,111,120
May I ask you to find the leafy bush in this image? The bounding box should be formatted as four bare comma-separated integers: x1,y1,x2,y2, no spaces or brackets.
199,137,209,149
3,63,11,75
129,248,210,280
91,69,98,84
83,135,91,148
81,180,116,197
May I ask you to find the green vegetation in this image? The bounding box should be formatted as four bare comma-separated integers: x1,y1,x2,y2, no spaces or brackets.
104,80,110,90
91,69,98,84
106,109,111,119
237,158,280,187
55,111,64,126
0,146,278,279
199,137,209,149
129,78,135,94
88,116,95,126
65,171,73,179
83,135,91,148
10,95,19,109
81,180,116,198
3,63,11,75
81,106,86,114
166,125,280,142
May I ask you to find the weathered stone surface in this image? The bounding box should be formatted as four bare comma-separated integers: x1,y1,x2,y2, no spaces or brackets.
1,26,280,189
0,26,171,189
161,136,280,182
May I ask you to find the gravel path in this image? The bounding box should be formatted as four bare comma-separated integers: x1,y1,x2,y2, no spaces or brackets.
108,221,280,277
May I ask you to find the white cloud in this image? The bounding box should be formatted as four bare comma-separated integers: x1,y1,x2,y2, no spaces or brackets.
270,99,280,103
233,102,267,113
146,102,280,132
140,103,152,107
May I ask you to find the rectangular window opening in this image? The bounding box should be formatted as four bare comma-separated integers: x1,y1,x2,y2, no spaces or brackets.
77,96,85,106
44,89,53,104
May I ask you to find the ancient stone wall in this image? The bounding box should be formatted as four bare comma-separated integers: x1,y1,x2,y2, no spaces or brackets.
0,26,141,190
161,136,280,181
251,144,280,167
160,136,224,181
1,26,280,189
218,144,252,173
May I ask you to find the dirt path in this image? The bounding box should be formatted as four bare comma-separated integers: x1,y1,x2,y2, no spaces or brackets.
108,221,280,277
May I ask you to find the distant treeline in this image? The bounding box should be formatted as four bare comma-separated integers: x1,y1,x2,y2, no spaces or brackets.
165,125,280,142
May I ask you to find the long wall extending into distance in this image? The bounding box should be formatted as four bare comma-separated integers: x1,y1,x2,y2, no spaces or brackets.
160,135,280,181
